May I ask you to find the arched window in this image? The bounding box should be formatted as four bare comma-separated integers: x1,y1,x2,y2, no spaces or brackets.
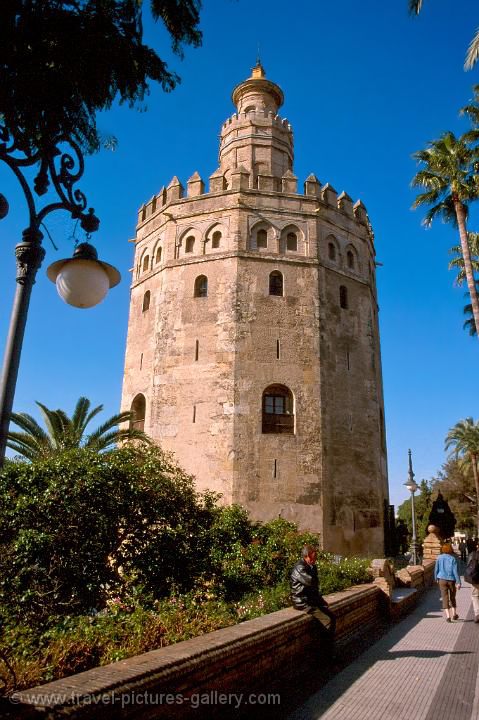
185,236,195,253
212,231,221,249
155,246,162,264
328,243,336,261
269,271,283,296
194,275,208,298
257,229,267,249
340,285,348,309
130,394,146,432
142,290,151,312
347,250,355,269
262,385,294,434
286,232,297,252
142,254,150,273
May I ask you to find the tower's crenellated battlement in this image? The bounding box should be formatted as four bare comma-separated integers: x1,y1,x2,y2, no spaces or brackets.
222,111,292,130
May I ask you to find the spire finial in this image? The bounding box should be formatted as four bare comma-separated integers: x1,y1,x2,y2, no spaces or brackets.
251,50,265,79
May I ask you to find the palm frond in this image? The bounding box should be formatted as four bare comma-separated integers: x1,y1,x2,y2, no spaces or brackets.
71,397,93,433
408,0,423,15
465,27,479,71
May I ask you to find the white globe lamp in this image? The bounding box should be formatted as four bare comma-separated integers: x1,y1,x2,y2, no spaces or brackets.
47,242,121,308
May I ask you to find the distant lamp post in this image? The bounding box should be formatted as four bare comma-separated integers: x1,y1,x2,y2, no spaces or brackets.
0,126,121,464
404,449,420,565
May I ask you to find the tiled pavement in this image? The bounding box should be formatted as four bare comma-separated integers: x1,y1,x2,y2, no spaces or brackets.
287,579,479,720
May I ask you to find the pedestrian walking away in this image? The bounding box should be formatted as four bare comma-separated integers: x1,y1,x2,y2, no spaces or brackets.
290,544,336,639
465,547,479,623
434,542,461,622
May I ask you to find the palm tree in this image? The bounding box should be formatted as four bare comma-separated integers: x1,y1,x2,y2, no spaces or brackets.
449,232,479,287
412,131,479,337
6,396,149,461
445,418,479,533
408,2,479,70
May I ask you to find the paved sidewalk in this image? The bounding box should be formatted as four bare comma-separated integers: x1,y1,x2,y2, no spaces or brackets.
287,580,479,720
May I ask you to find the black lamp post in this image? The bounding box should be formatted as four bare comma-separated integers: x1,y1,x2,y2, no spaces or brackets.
0,125,120,463
404,449,421,565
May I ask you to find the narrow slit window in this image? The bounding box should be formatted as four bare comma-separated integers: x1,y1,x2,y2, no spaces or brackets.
156,246,162,264
193,405,196,423
273,459,278,478
140,353,143,370
195,340,199,361
142,290,151,312
276,339,280,359
340,285,348,309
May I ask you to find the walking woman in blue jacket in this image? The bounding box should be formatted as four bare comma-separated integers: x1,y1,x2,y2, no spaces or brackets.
434,543,461,622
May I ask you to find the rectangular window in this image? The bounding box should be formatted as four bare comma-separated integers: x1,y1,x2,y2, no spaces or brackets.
193,405,196,423
276,339,281,359
195,340,199,361
273,459,278,478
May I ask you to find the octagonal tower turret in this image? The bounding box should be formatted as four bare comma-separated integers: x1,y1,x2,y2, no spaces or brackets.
218,62,293,189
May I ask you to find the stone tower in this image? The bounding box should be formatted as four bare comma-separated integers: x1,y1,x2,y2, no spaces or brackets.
121,63,389,556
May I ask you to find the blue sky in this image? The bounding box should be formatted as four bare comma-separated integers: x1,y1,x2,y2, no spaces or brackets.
0,0,477,514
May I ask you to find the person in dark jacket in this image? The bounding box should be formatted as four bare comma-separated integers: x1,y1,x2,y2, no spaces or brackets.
290,544,336,637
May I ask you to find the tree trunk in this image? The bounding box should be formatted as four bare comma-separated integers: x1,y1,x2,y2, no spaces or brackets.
454,199,479,337
472,453,479,536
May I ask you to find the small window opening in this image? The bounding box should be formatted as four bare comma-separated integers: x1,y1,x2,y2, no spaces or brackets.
193,405,196,423
346,349,350,371
286,232,297,252
328,243,336,261
257,229,267,249
347,250,355,269
262,384,294,434
140,353,143,370
212,231,221,248
156,246,162,264
142,254,150,273
194,275,208,298
130,394,146,432
151,197,157,213
185,236,195,253
142,290,151,312
340,285,348,309
195,339,199,361
269,271,283,296
273,459,278,478
276,339,280,359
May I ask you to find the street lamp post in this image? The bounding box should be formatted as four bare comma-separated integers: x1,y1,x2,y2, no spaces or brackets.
0,125,120,464
404,448,420,565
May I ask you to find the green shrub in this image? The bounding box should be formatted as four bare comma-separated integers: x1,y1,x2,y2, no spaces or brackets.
0,446,218,622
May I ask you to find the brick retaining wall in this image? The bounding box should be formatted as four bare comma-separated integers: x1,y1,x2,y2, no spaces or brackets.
9,562,433,719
